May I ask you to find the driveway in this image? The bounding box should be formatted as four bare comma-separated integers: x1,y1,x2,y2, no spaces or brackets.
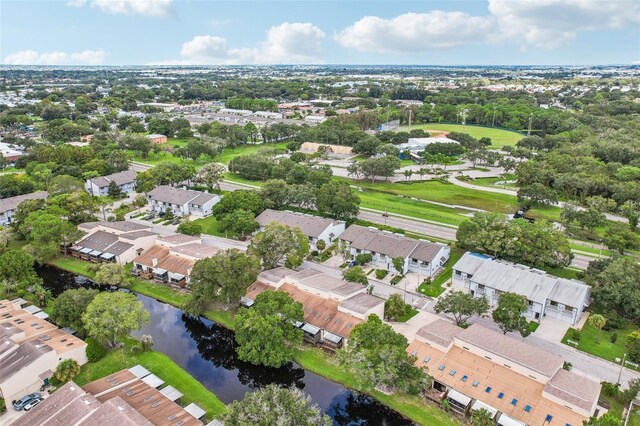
533,318,571,342
390,310,441,341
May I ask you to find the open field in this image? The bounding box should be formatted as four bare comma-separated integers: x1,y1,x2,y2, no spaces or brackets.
74,338,227,421
562,320,639,366
191,215,240,239
399,123,524,149
218,142,288,164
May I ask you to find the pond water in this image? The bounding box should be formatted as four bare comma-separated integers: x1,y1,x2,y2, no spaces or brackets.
37,265,415,425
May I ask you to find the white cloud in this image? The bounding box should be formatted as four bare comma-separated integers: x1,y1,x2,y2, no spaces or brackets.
336,0,640,53
336,11,494,53
67,0,173,16
489,0,640,48
154,22,325,65
3,49,109,65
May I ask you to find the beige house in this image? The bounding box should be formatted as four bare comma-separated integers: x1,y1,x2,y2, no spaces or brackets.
73,221,157,265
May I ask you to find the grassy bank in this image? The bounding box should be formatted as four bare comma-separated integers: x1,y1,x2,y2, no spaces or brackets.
74,338,226,421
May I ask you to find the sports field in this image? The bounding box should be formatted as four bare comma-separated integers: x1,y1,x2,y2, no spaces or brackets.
399,123,524,149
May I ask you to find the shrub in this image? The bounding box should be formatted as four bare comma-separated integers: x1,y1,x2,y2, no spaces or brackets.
572,330,581,341
177,221,202,236
310,250,319,257
390,276,403,286
563,361,572,371
354,253,373,266
601,381,621,398
610,333,618,344
603,313,625,331
86,338,106,362
375,269,388,280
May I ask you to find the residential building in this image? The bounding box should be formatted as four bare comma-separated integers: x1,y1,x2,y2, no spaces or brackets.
85,170,137,196
0,191,48,226
407,320,600,426
0,299,87,408
255,209,345,251
340,225,450,277
243,268,384,350
12,367,205,426
132,241,220,286
0,141,25,167
452,252,591,325
147,186,220,217
72,221,157,265
146,134,168,144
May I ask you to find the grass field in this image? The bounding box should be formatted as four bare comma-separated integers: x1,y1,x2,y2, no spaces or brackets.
562,321,639,366
400,123,525,149
191,215,240,239
74,338,227,421
218,142,288,164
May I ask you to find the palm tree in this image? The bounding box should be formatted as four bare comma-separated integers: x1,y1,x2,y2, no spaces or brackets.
588,314,607,344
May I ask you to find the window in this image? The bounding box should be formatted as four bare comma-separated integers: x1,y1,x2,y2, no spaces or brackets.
485,387,492,393
423,356,430,363
449,370,456,376
545,415,553,422
455,270,461,276
478,284,485,289
498,392,504,399
438,364,445,371
511,399,518,406
550,301,558,306
461,375,468,382
524,405,531,412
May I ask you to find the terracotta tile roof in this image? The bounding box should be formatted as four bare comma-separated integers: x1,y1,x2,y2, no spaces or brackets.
134,245,195,276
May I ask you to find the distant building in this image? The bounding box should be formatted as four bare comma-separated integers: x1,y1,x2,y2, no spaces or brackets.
146,186,220,217
340,224,450,277
299,142,353,157
255,209,345,251
397,136,460,160
219,108,253,116
0,141,25,167
304,115,327,124
146,134,168,144
0,191,48,226
452,252,591,325
253,110,283,119
0,299,87,409
85,170,137,197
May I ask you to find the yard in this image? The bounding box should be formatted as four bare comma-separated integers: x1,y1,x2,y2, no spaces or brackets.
418,248,464,297
190,215,240,239
73,338,227,421
561,320,639,366
399,123,525,149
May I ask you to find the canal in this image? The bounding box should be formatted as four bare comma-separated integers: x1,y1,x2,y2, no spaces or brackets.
37,265,415,425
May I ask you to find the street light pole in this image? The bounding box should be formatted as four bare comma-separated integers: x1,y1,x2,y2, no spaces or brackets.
618,353,627,385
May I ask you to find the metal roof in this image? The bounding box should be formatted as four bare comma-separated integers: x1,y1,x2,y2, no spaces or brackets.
141,373,165,389
128,365,151,378
184,403,206,420
160,385,184,402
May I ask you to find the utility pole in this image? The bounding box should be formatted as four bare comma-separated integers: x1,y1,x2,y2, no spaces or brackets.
492,106,497,127
527,113,533,136
618,353,627,385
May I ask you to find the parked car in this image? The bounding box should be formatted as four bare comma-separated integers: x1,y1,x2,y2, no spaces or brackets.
171,218,181,225
12,392,41,411
23,397,44,411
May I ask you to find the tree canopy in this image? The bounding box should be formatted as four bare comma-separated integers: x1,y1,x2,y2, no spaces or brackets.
249,223,310,269
82,292,150,347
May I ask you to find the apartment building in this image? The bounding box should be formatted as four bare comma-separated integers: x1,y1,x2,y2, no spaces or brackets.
85,169,137,196
72,221,157,265
0,191,47,226
147,186,220,217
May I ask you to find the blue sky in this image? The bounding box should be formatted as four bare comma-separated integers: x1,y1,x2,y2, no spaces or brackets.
2,0,639,65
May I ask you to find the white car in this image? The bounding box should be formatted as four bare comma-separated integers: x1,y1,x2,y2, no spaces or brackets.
23,397,44,411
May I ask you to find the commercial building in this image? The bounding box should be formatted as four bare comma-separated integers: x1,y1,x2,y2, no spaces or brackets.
243,268,384,350
72,221,157,265
407,319,600,426
11,366,205,426
299,142,353,157
397,136,460,161
147,186,220,217
85,170,137,196
452,253,591,325
0,191,48,226
0,299,87,408
255,209,345,251
340,225,450,277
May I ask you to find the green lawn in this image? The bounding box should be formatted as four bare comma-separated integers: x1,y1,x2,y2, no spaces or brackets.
218,142,288,165
418,248,464,297
396,308,419,323
562,321,639,366
190,215,239,238
74,339,226,421
293,347,458,426
600,392,640,426
542,266,581,280
470,175,519,191
223,173,263,187
400,123,525,149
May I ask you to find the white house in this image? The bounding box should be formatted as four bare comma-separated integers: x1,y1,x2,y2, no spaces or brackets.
0,191,48,226
339,225,450,277
146,185,220,217
452,252,591,325
255,209,345,251
85,170,137,197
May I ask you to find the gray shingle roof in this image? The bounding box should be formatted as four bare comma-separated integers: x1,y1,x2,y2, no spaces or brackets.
0,339,52,382
77,230,119,252
339,293,384,315
255,209,341,238
416,319,463,348
544,369,601,412
147,185,211,206
451,252,491,275
0,191,47,214
457,324,564,377
89,170,137,188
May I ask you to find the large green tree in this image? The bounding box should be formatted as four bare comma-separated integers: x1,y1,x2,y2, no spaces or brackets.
0,249,40,286
212,190,264,219
223,385,331,426
82,292,150,347
434,291,489,326
315,181,360,221
492,292,531,337
51,288,98,337
588,257,640,321
338,314,427,394
235,290,304,368
249,223,310,269
92,263,129,287
186,249,261,315
218,209,259,237
20,211,82,262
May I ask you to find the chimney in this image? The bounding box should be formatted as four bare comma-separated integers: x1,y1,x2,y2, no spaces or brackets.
187,268,192,277
152,257,158,267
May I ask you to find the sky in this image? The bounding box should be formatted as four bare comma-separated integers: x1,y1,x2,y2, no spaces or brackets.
1,0,639,66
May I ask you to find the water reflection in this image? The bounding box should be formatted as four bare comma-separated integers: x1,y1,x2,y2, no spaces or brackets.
37,265,415,425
